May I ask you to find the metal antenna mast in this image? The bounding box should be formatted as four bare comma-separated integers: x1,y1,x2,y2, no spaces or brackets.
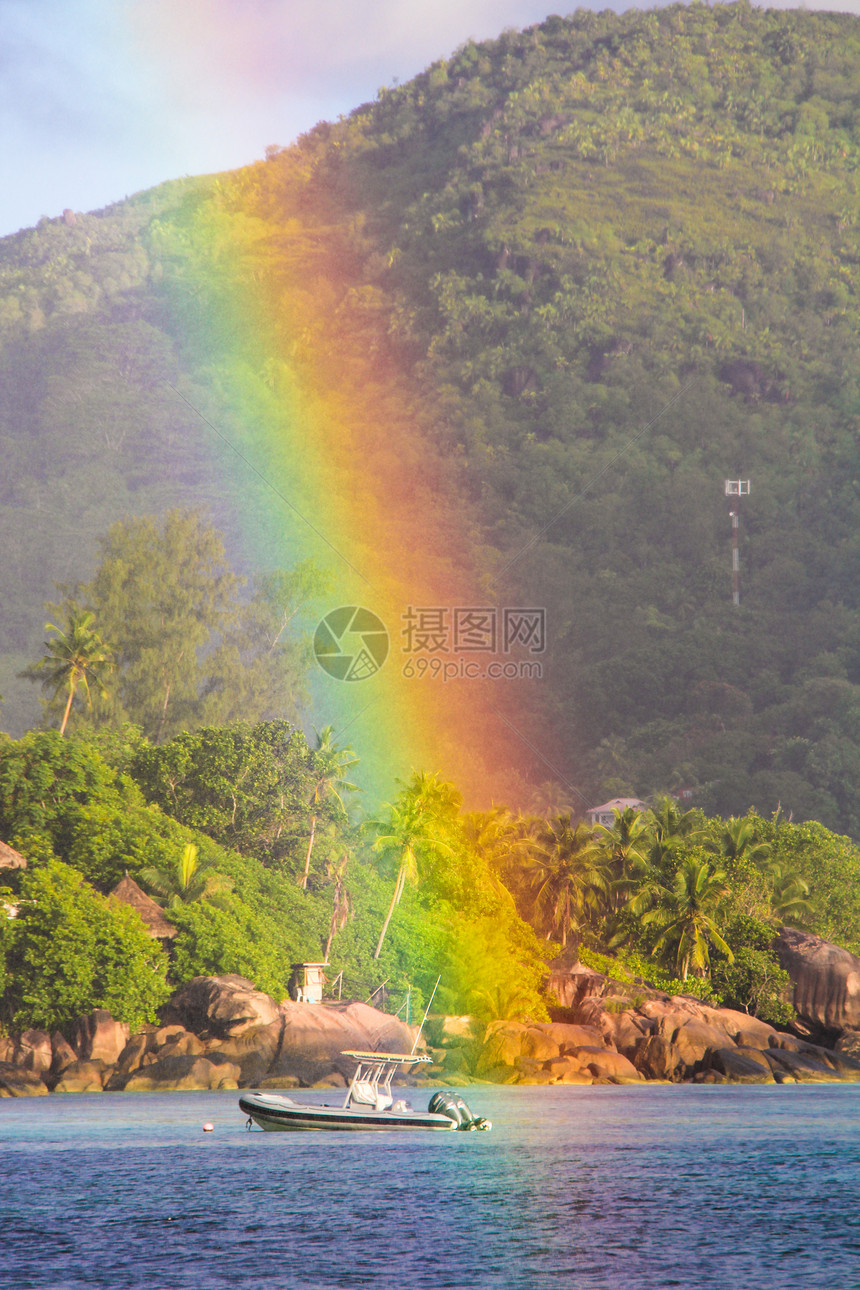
724,479,750,605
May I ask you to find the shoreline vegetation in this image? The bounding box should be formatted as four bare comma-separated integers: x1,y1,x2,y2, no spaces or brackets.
5,711,860,1088
4,959,860,1098
6,7,860,1109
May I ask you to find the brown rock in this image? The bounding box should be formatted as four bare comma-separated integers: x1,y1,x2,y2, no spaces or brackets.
106,1030,159,1087
205,1019,284,1086
835,1029,860,1061
153,1025,188,1047
693,1004,735,1036
633,1035,683,1081
709,1047,775,1084
70,1010,130,1066
121,1054,241,1092
520,1028,562,1062
161,975,281,1039
541,1022,608,1051
50,1032,78,1076
571,996,611,1028
769,1034,842,1069
601,1011,649,1056
0,1062,48,1096
157,1031,206,1060
545,968,607,1014
13,1029,53,1074
476,1023,527,1074
775,927,860,1034
0,1034,13,1063
514,1056,547,1079
823,1048,860,1078
515,1069,557,1085
654,1008,703,1040
709,1010,778,1050
576,1046,642,1082
312,1073,348,1089
46,1032,80,1088
640,1000,686,1025
53,1060,106,1093
554,1069,594,1085
269,1001,417,1087
545,1056,594,1083
765,1048,841,1082
669,1021,732,1073
769,1032,808,1052
257,1074,301,1090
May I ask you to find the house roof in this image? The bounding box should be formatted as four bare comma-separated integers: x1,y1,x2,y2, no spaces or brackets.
110,874,177,939
586,798,649,816
0,840,27,870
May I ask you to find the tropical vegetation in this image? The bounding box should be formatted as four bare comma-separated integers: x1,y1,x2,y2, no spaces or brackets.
4,6,860,1038
2,6,860,831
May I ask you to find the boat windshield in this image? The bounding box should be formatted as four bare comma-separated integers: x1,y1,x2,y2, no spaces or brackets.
340,1051,431,1111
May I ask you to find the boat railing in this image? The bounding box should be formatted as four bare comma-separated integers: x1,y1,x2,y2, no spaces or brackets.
340,1051,431,1112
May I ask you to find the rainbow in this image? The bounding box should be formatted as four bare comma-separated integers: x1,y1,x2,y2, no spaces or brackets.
161,166,550,807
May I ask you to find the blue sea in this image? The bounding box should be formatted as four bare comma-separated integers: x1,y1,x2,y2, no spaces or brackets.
1,1084,858,1289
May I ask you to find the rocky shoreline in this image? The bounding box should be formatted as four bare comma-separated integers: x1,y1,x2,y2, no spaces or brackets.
5,928,860,1095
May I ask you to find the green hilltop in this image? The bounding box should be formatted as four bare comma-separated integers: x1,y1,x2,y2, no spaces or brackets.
2,3,860,830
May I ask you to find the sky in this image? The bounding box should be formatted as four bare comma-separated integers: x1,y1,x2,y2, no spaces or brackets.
3,0,860,240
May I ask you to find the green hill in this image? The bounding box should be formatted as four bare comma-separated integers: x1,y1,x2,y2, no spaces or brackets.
2,3,860,830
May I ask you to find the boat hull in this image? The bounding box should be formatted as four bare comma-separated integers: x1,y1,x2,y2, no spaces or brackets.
239,1092,457,1132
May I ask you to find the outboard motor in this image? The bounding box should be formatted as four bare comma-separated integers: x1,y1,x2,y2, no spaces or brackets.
428,1090,491,1131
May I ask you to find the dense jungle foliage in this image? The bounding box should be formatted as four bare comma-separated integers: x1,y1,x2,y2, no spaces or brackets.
2,718,857,1035
2,4,860,832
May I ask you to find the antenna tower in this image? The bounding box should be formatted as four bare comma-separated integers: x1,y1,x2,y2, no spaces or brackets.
724,480,750,605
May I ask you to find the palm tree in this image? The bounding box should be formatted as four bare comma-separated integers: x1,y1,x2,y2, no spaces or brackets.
140,842,228,907
639,853,734,981
300,726,359,890
767,861,815,925
368,775,455,960
459,807,529,901
531,817,609,948
527,782,578,820
649,796,704,862
594,805,654,911
25,607,112,736
322,853,353,962
706,817,771,871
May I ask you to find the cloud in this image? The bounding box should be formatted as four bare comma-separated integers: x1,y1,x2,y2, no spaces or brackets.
4,0,860,236
121,0,559,107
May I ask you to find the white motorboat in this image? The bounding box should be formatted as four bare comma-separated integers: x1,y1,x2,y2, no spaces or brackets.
239,1050,491,1132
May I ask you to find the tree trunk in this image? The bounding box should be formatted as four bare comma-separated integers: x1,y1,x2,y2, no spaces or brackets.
373,864,405,960
300,814,317,889
59,678,77,737
156,680,172,744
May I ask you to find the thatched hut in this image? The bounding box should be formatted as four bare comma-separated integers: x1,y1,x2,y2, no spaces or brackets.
110,873,177,942
0,840,27,870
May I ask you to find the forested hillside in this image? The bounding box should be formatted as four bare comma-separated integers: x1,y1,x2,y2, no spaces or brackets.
2,4,860,829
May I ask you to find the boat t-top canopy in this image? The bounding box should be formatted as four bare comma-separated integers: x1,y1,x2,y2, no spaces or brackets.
340,1050,430,1111
340,1050,431,1064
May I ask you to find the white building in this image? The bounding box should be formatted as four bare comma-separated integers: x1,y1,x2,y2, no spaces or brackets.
585,797,649,829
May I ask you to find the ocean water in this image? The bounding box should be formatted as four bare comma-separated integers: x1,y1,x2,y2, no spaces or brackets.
1,1083,858,1290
